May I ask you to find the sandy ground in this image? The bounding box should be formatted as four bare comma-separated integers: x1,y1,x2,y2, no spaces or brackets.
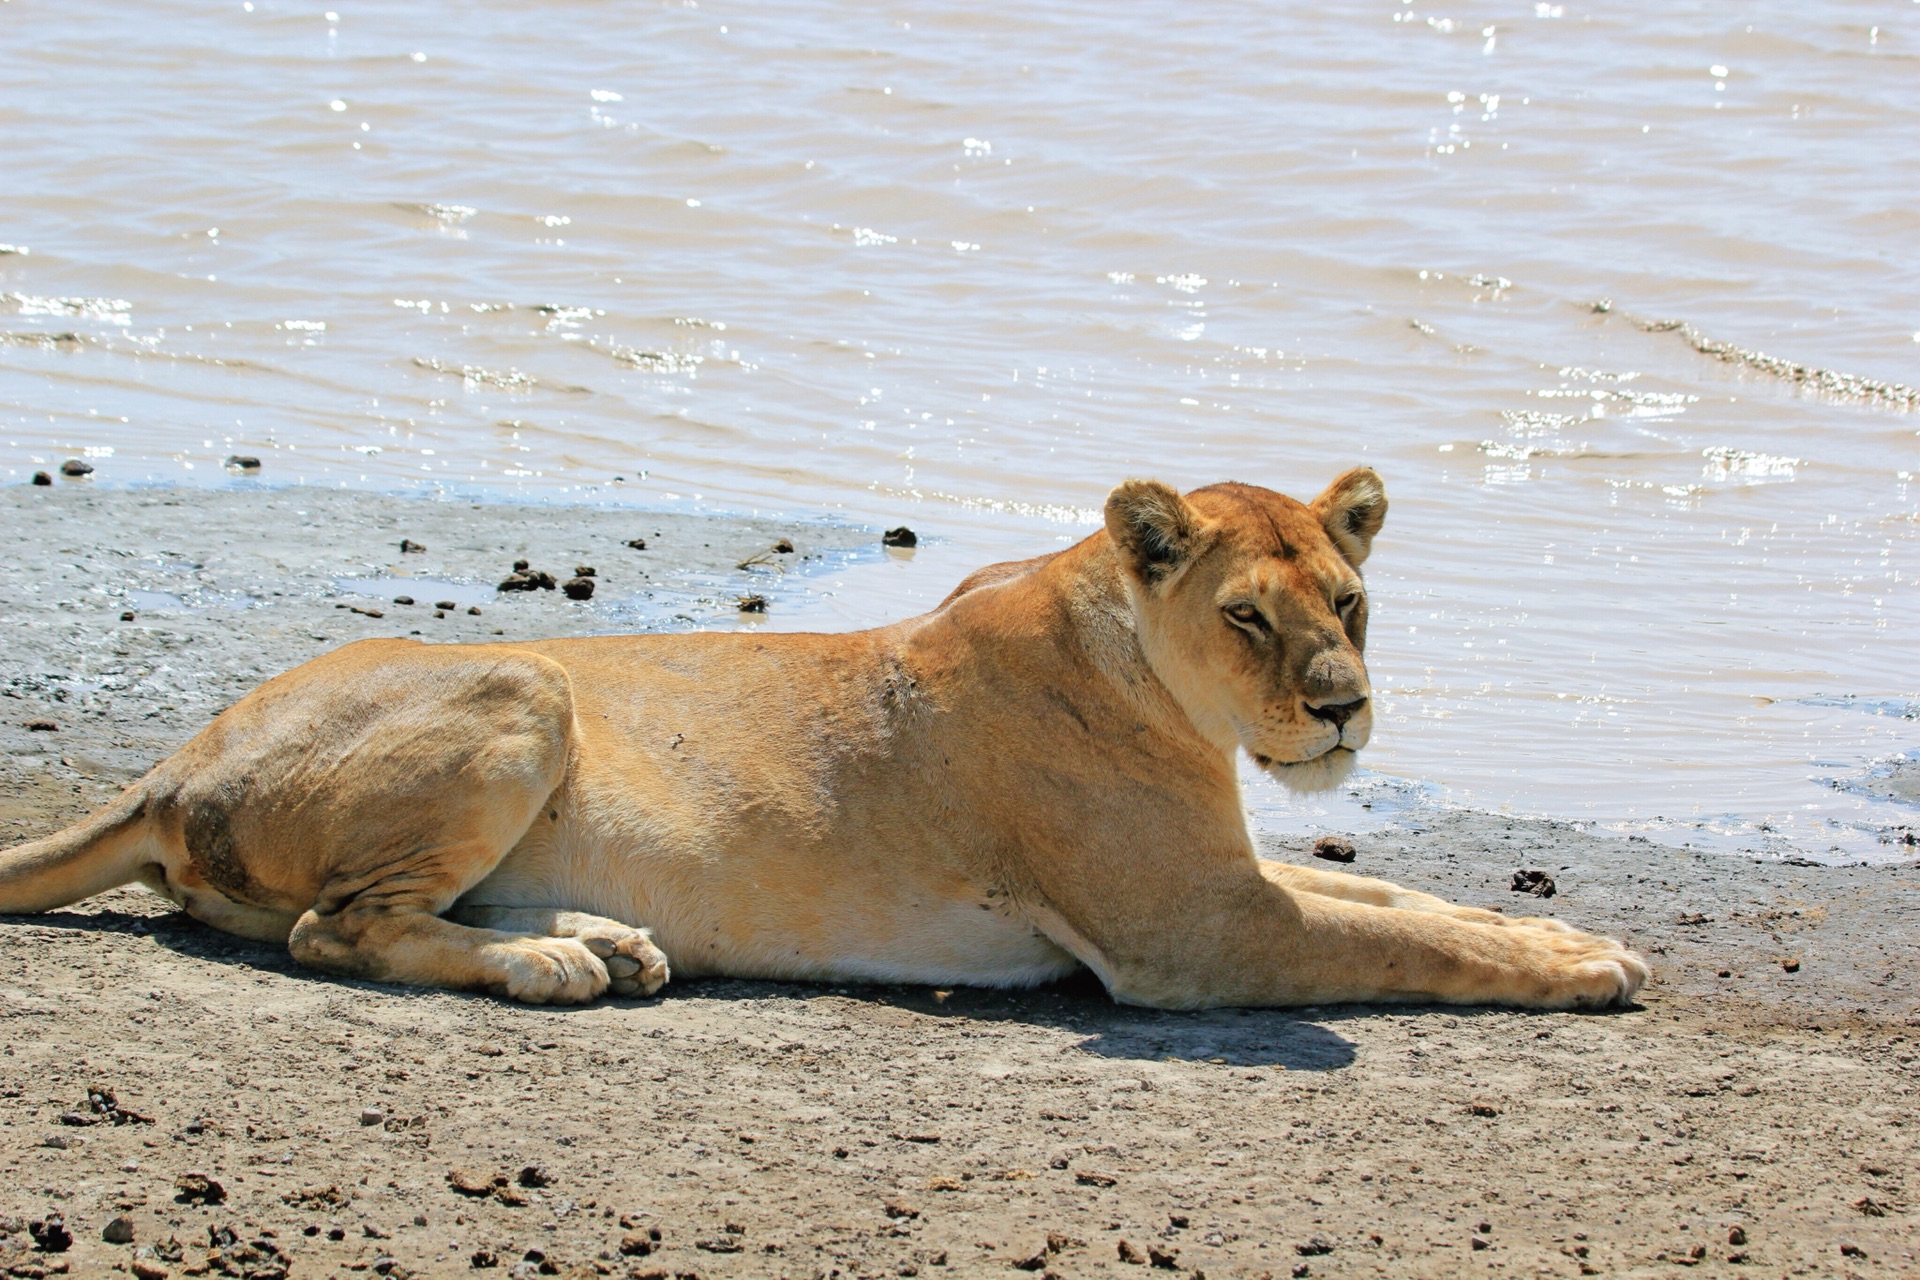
1,486,1916,1280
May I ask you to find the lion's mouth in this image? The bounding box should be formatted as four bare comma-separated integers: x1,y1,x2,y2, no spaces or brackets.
1253,745,1353,770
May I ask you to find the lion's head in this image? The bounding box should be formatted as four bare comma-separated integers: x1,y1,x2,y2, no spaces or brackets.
1104,470,1386,792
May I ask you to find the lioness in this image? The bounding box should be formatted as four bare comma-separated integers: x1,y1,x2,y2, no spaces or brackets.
0,472,1646,1010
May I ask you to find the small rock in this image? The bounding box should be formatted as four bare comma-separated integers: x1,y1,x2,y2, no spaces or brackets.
467,606,482,615
737,594,768,613
400,539,426,553
1011,1248,1047,1271
471,1249,499,1268
772,538,794,554
573,565,595,577
1510,869,1556,898
1781,958,1801,973
120,611,136,621
1840,1242,1867,1259
360,1107,384,1126
1074,1172,1117,1188
1310,836,1355,863
131,1262,170,1280
518,1166,553,1188
562,577,595,601
624,538,647,550
617,1234,653,1258
59,458,93,477
29,1215,73,1252
393,596,415,606
1168,1215,1188,1229
103,1216,135,1244
25,719,58,732
448,1169,499,1197
435,600,457,611
1676,913,1711,926
513,558,530,570
498,570,557,592
1469,1235,1490,1251
224,455,262,472
1854,1196,1887,1217
1296,1237,1334,1257
882,526,918,548
1147,1244,1180,1269
32,470,52,485
1727,1226,1747,1246
1117,1239,1146,1265
1465,1102,1501,1118
882,1201,919,1220
173,1173,226,1205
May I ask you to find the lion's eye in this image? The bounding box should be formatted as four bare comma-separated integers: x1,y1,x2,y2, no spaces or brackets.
1335,592,1360,616
1224,602,1265,629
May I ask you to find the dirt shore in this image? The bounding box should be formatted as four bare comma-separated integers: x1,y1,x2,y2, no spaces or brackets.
2,486,1915,1280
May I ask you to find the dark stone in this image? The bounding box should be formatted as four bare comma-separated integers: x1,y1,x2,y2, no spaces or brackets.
737,594,768,613
1510,869,1556,898
59,458,93,477
1311,836,1356,863
31,470,52,486
624,538,647,550
562,577,595,601
224,455,262,471
399,539,426,553
29,1215,72,1252
882,526,918,548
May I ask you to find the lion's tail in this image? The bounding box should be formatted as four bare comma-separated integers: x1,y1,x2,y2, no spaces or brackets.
0,785,158,914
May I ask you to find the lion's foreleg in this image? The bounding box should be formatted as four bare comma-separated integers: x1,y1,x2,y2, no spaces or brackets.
1258,860,1576,933
1100,877,1647,1010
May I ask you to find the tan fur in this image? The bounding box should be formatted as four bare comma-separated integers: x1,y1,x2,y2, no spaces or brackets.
0,472,1647,1009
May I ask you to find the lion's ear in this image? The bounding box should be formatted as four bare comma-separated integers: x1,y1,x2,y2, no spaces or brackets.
1105,479,1200,587
1310,467,1388,567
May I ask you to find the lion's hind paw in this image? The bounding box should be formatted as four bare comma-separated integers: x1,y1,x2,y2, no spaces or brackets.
577,924,671,998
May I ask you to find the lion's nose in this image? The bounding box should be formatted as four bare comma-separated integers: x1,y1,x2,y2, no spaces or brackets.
1305,696,1367,728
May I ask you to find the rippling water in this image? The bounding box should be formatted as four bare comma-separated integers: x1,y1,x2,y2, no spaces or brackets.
4,0,1917,860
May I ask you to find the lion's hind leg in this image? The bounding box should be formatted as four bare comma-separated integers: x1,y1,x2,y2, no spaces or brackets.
1260,860,1578,933
447,907,670,997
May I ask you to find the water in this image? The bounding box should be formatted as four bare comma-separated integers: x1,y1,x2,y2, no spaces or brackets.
3,0,1917,861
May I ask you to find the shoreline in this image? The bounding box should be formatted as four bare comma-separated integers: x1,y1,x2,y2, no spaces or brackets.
2,485,1916,1278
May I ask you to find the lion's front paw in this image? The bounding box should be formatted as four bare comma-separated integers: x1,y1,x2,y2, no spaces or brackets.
1510,924,1649,1009
493,937,609,1005
576,924,671,998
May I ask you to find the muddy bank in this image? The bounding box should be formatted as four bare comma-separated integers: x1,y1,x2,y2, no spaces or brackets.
1,486,1916,1280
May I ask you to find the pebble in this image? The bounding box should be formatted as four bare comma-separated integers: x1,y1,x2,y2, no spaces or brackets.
28,1215,72,1252
102,1216,135,1245
360,1107,384,1126
399,539,426,553
737,593,768,613
59,459,93,477
624,538,647,550
1510,868,1556,898
131,1263,169,1280
120,610,135,621
498,569,557,592
468,605,482,616
1311,836,1356,863
562,576,595,601
224,455,262,472
173,1172,225,1206
25,719,58,732
32,470,52,485
573,565,595,577
882,526,918,548
393,596,415,606
435,600,456,611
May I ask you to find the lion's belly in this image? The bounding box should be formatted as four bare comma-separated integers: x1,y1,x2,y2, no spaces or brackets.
471,811,1082,989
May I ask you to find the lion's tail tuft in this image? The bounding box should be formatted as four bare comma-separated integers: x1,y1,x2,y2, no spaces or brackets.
0,786,157,914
